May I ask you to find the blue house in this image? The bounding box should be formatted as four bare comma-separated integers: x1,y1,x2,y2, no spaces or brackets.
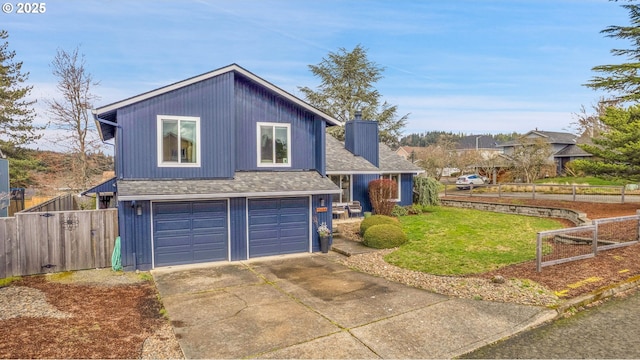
326,115,423,212
93,64,421,270
90,64,419,270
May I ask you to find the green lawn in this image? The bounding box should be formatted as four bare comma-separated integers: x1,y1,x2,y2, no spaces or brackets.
385,207,562,276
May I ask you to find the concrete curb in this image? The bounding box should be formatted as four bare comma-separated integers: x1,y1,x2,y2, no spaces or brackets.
554,275,640,315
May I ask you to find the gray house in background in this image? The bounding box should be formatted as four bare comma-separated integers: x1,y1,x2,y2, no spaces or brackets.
497,130,592,175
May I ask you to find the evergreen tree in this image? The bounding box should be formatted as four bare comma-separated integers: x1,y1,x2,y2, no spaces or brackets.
0,30,43,146
585,2,640,102
573,105,640,179
299,45,408,147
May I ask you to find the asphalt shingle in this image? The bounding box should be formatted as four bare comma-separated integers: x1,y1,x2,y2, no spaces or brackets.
117,171,340,200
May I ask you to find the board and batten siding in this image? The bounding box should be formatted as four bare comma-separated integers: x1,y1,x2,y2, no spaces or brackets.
119,200,153,271
234,75,323,172
399,174,414,206
352,174,378,213
0,209,118,278
229,197,248,261
115,72,235,180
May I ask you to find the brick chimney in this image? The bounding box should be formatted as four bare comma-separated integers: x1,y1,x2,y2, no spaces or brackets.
344,111,379,167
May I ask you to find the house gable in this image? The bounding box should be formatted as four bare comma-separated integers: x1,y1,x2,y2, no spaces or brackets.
93,64,341,180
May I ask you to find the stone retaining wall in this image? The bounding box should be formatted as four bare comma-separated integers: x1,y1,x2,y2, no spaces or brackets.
441,199,589,226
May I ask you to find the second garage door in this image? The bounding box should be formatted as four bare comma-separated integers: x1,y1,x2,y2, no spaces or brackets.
248,197,309,257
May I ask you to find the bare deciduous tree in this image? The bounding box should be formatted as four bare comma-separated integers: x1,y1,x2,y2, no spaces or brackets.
509,138,554,183
570,97,615,138
47,46,100,190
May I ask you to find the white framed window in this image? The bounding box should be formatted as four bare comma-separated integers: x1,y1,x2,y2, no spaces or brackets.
381,173,401,201
329,174,351,203
157,115,201,167
257,122,291,167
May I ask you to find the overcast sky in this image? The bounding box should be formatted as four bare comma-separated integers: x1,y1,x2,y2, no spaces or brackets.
2,0,630,151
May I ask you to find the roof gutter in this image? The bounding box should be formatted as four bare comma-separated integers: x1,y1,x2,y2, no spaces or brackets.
117,188,342,201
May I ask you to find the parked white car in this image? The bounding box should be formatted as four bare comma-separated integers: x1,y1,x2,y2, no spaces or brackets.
456,174,484,190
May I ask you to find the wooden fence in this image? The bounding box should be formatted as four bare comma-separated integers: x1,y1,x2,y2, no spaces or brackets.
0,208,118,278
21,193,78,213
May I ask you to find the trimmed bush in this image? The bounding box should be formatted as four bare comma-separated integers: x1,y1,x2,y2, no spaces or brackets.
363,224,408,249
359,215,400,236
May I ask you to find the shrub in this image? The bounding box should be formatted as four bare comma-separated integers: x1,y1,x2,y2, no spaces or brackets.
363,224,408,249
368,179,397,216
360,215,400,235
391,205,409,217
406,204,424,215
414,177,440,206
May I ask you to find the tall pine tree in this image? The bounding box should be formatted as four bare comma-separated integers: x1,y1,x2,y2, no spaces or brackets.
585,2,640,102
0,30,43,147
299,45,408,147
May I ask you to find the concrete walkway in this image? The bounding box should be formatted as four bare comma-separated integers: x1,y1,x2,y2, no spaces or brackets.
153,253,556,359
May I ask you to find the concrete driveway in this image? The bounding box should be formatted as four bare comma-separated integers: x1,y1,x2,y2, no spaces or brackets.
152,253,555,359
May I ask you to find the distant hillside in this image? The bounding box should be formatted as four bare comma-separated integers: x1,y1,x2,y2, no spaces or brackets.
400,131,520,147
2,143,114,196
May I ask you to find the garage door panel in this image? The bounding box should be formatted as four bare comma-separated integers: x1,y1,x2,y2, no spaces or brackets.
154,234,191,248
192,217,226,230
155,202,191,215
155,219,192,232
193,232,227,245
249,213,278,225
192,201,227,213
249,199,278,211
155,251,192,266
280,197,308,208
280,226,307,237
153,200,228,267
280,213,307,224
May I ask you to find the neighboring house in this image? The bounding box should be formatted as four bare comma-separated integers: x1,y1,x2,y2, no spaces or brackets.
92,64,343,270
456,135,502,160
326,116,424,212
497,130,592,175
0,149,8,217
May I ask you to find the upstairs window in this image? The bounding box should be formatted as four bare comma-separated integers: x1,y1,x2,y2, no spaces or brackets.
257,122,290,167
157,115,200,167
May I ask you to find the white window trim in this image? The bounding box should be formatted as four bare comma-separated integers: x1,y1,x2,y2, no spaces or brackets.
330,174,352,204
157,115,201,167
256,122,291,168
382,173,401,202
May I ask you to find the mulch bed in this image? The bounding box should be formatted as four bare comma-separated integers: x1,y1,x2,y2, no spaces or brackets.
0,276,165,359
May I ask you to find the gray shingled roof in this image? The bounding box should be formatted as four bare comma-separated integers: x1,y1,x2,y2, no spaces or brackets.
554,144,593,157
325,135,379,173
117,171,340,201
378,143,424,172
499,130,578,147
326,135,423,174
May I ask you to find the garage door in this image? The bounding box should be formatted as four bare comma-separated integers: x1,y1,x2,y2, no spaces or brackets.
153,200,228,267
248,197,309,257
